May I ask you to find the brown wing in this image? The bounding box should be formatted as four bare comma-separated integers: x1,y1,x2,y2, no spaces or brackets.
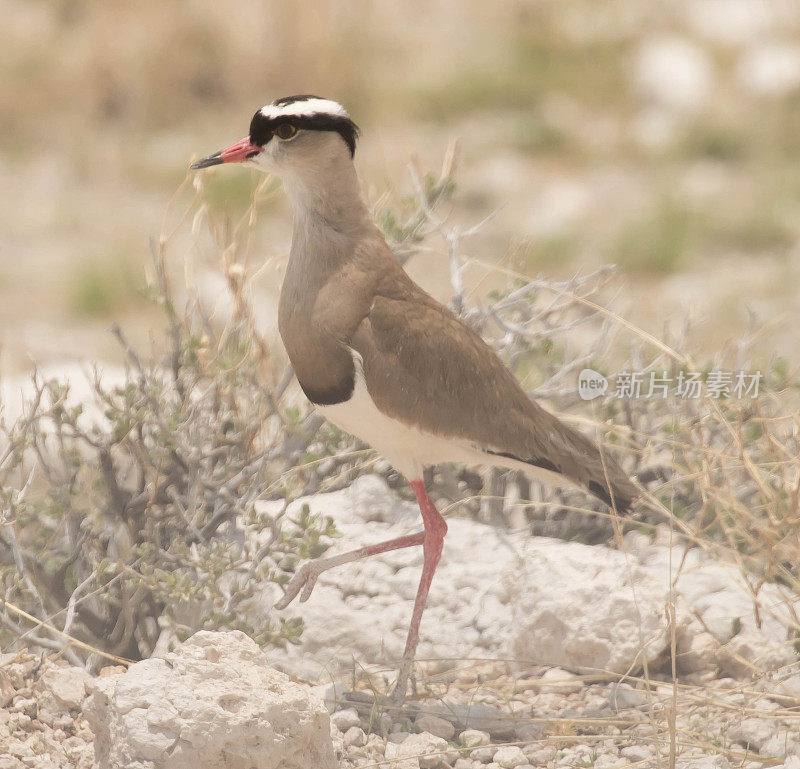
350,288,638,512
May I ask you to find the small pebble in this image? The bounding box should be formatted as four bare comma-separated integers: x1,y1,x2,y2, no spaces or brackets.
471,746,497,763
621,745,653,762
539,668,582,694
524,746,553,764
10,699,37,718
416,714,455,740
607,682,648,711
330,707,361,732
460,729,491,748
343,726,367,748
494,745,527,768
8,714,31,730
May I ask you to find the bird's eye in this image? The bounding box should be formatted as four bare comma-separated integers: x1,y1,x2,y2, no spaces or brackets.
275,123,297,140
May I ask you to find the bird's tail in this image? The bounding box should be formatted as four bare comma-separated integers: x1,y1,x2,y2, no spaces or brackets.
487,411,639,513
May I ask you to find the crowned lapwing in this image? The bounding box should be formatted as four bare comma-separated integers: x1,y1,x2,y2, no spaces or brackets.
191,95,639,702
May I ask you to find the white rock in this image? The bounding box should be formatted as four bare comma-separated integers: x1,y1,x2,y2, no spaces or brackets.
40,664,91,710
471,746,497,763
330,707,361,732
387,732,453,769
606,682,648,711
717,629,795,679
621,745,652,762
85,630,335,769
678,631,718,674
460,729,491,748
738,44,800,97
539,668,582,694
143,474,798,690
494,745,527,768
594,756,626,769
760,732,798,760
384,740,421,769
639,546,797,674
524,745,553,764
415,714,455,740
634,37,715,113
343,726,367,748
308,682,348,714
507,539,676,674
728,718,778,753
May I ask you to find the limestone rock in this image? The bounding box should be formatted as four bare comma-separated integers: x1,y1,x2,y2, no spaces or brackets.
231,477,797,688
40,664,91,710
386,732,454,769
494,746,527,768
343,726,367,748
85,630,335,769
678,631,719,675
728,717,779,753
330,707,360,733
507,539,674,674
606,682,648,711
717,628,796,679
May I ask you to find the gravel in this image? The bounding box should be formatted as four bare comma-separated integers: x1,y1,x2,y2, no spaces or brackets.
1,637,799,768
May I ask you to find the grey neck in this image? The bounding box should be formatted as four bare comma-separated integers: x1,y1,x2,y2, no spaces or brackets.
280,149,378,307
284,156,372,249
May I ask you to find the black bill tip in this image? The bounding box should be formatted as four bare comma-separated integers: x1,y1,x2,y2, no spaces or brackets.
189,151,223,170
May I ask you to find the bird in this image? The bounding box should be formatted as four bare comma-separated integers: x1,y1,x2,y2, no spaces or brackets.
190,95,639,703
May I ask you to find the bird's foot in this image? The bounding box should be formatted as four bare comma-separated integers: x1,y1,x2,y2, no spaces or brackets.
274,561,323,610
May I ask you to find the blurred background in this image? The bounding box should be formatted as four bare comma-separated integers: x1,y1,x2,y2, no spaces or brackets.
3,0,800,374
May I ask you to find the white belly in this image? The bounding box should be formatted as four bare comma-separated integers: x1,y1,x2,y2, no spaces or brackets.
317,351,574,491
317,352,482,480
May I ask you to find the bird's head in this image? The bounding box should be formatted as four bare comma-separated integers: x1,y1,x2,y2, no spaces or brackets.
190,95,359,177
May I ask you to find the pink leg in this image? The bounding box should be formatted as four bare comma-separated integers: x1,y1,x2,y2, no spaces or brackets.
274,478,448,706
274,530,426,610
389,479,448,703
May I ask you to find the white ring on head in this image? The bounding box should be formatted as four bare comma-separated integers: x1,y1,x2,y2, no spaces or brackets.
260,98,349,121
